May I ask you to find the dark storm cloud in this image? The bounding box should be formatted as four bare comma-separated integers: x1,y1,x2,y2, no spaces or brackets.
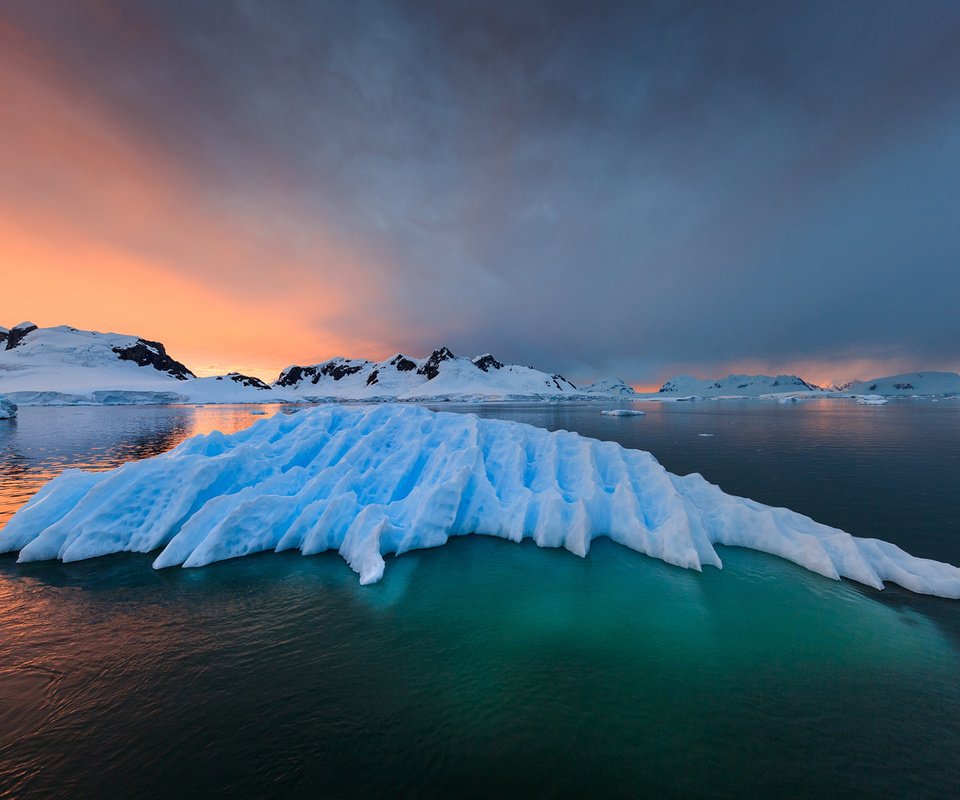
5,0,960,382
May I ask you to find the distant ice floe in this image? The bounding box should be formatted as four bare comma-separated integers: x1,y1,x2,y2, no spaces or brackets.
2,405,958,598
600,409,646,417
856,395,889,406
0,393,16,419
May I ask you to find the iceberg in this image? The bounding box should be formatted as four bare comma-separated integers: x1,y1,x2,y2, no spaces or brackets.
601,409,646,416
0,393,16,419
2,405,958,597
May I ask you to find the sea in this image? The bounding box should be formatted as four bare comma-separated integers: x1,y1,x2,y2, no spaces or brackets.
1,399,958,798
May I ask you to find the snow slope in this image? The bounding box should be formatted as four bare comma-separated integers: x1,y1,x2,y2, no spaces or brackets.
3,405,957,597
0,324,298,405
846,372,960,397
651,374,822,398
276,346,585,401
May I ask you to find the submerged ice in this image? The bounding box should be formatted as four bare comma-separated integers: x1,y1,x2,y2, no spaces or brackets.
2,405,958,597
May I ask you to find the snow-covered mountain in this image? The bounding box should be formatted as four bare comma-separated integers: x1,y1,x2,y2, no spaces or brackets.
576,378,639,397
276,346,584,401
844,372,960,397
0,323,287,405
0,324,635,405
651,374,822,398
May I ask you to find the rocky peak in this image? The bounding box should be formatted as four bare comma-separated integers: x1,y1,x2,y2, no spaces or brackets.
275,359,368,387
417,347,456,380
111,338,195,380
473,353,504,372
276,365,306,387
390,354,417,372
216,372,270,390
4,321,38,350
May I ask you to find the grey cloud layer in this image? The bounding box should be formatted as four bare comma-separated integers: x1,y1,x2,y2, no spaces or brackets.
7,0,960,380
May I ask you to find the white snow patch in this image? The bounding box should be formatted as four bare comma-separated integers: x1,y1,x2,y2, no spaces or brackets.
3,405,958,597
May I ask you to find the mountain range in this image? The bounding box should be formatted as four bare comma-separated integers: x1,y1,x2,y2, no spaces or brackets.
1,322,957,407
0,323,634,405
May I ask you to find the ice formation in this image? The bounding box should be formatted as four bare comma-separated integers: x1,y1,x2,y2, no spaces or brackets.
2,405,958,597
0,393,16,419
601,409,646,416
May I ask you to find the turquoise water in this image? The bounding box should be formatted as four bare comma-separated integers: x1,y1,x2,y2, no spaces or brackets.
1,401,959,798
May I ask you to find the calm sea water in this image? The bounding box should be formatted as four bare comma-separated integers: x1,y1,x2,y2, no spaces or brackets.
1,400,958,798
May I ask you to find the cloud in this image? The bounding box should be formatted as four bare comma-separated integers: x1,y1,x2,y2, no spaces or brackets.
2,0,958,383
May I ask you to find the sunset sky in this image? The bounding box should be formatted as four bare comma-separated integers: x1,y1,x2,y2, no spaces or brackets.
2,1,959,388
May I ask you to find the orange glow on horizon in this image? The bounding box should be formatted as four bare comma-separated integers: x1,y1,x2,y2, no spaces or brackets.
0,22,413,381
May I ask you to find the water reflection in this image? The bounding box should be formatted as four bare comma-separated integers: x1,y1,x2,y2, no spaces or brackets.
1,401,959,798
0,405,282,527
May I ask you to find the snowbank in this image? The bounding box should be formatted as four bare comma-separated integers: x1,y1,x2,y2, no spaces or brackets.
3,405,958,597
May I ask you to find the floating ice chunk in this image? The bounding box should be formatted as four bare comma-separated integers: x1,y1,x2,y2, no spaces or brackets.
698,433,714,437
601,409,646,417
2,405,958,598
856,395,889,406
0,394,16,419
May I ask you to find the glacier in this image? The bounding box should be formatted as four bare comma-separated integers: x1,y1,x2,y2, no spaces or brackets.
2,405,958,597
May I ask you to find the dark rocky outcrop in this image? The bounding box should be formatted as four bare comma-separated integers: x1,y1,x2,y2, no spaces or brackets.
390,355,417,372
276,359,367,387
552,374,575,391
366,369,380,386
111,339,195,380
316,361,365,382
473,354,504,372
276,366,306,387
216,373,270,390
4,322,38,350
417,347,456,380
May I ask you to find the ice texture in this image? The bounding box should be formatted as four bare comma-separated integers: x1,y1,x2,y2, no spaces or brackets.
3,405,958,597
601,409,646,416
0,394,16,419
